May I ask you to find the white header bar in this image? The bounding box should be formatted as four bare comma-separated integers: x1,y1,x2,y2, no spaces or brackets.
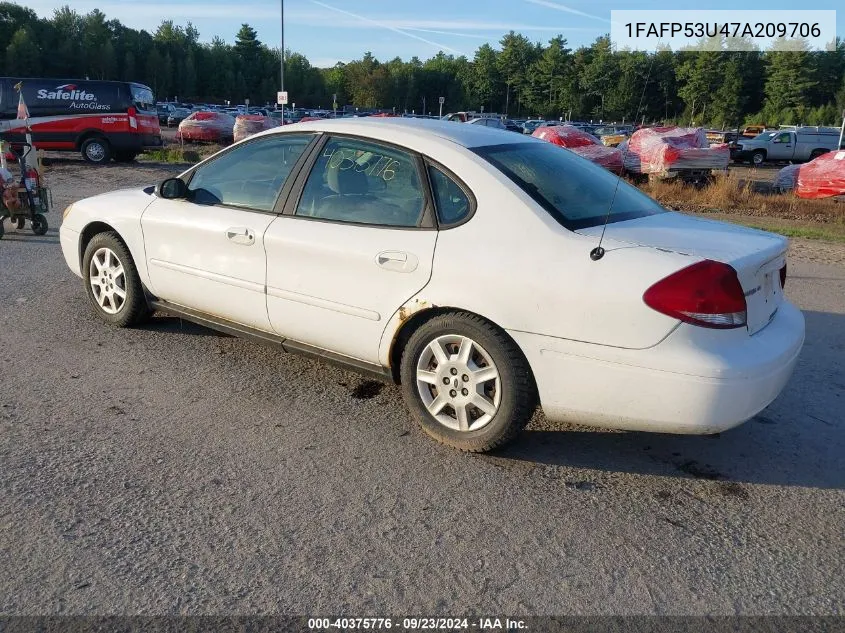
610,10,836,52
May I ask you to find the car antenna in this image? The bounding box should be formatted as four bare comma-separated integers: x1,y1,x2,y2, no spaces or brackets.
590,48,658,261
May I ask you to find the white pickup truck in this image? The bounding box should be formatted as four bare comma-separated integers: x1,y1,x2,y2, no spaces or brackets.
733,127,841,166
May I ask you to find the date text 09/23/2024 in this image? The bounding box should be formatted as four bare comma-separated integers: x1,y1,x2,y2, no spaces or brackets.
308,618,528,630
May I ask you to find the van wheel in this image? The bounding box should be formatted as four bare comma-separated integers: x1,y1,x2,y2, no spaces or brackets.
81,137,111,164
751,151,765,167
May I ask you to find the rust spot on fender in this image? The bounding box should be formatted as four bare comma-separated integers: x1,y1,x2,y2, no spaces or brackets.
399,299,433,322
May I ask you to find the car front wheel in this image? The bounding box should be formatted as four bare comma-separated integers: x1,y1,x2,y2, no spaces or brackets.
400,312,537,452
82,232,150,327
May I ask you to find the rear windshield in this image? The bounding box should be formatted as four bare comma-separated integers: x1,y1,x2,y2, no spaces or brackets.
473,142,665,230
130,84,155,113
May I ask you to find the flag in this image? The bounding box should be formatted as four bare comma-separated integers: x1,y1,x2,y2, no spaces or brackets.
14,82,29,121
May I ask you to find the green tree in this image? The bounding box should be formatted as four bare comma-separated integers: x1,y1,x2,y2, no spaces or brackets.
762,44,818,123
6,26,40,75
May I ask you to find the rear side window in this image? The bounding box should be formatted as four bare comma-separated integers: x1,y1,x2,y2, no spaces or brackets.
295,137,425,227
188,134,312,211
428,166,471,226
474,141,665,230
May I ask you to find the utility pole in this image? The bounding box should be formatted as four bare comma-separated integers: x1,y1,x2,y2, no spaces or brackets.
280,0,285,119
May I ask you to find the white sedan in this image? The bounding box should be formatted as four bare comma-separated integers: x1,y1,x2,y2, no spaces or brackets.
60,119,804,452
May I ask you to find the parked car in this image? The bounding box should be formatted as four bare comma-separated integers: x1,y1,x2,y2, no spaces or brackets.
59,119,803,452
166,108,191,127
503,119,524,133
521,119,546,135
741,124,767,138
467,117,506,130
175,111,236,143
732,127,841,166
156,103,174,125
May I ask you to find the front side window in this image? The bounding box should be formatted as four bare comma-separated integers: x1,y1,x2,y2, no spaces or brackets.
474,141,665,230
295,137,425,227
428,166,471,226
187,134,312,211
773,133,791,144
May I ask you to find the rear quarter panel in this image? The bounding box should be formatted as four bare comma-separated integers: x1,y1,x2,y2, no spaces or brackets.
376,143,693,365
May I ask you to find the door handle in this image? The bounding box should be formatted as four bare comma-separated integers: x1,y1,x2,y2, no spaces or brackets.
376,251,417,273
377,251,407,265
226,227,255,245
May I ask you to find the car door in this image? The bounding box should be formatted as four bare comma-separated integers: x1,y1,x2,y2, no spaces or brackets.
768,132,794,160
140,133,315,330
264,135,438,363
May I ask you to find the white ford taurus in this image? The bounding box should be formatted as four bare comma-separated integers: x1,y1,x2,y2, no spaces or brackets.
60,118,804,452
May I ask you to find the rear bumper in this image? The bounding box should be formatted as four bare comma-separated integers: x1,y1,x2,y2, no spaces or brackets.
510,302,805,434
109,132,163,152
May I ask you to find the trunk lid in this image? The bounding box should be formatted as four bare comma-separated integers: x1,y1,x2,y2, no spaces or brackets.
577,212,787,335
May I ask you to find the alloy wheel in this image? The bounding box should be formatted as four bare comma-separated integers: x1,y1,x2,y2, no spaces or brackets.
88,247,127,314
415,334,501,432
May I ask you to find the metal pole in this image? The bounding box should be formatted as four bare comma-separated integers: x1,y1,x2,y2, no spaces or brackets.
280,0,285,120
839,109,845,150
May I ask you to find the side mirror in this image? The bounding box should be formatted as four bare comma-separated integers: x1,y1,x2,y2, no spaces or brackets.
156,177,188,199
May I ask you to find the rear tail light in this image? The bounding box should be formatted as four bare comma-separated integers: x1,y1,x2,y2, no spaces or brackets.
780,263,787,290
128,106,138,129
643,260,747,329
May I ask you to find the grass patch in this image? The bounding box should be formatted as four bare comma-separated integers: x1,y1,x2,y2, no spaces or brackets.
694,212,845,243
142,147,200,164
141,143,224,165
641,173,845,225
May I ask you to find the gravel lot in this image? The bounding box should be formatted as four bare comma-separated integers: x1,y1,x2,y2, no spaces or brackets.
1,157,844,616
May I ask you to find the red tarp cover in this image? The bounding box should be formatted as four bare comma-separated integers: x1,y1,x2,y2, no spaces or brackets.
532,125,624,173
623,126,730,174
177,111,236,142
795,150,845,199
233,114,279,142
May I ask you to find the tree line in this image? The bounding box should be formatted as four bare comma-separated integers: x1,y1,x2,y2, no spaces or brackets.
2,2,845,128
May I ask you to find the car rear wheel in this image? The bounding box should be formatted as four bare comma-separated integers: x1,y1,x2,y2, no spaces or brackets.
400,312,537,452
809,149,827,160
82,232,150,327
81,137,112,164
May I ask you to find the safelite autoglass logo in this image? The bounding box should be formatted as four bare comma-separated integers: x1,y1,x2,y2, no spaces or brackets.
36,84,111,110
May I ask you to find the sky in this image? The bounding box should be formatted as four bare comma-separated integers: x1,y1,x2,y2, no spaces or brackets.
23,0,844,67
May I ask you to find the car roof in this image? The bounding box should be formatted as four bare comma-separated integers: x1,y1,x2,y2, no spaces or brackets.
267,117,531,149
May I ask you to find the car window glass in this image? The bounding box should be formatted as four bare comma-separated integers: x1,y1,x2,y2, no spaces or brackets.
188,134,312,211
475,141,665,230
428,166,470,226
295,137,425,227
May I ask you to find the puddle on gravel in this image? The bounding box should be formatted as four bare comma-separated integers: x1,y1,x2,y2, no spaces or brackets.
350,380,384,400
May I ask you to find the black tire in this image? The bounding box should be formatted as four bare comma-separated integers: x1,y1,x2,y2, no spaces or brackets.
81,137,112,164
751,151,765,167
14,216,25,230
82,231,151,327
809,149,827,160
399,312,538,452
113,151,138,163
30,214,48,235
0,218,4,240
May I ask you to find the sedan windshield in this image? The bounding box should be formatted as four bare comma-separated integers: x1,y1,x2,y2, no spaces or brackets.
473,142,666,230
